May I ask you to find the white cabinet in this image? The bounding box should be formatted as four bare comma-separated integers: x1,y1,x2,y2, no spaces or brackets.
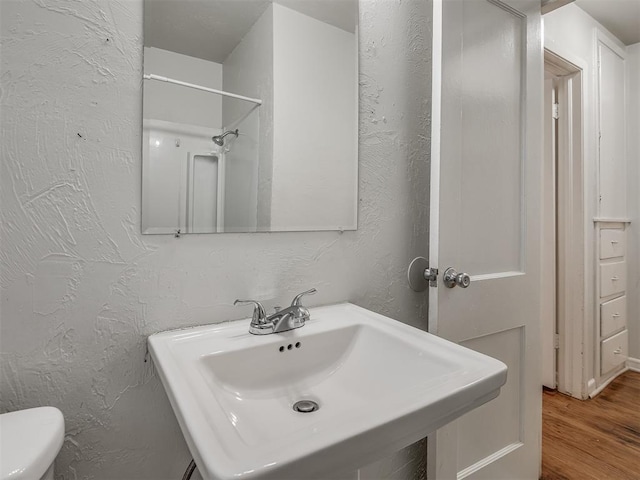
600,229,626,259
600,296,626,338
594,34,629,386
597,40,627,219
600,261,626,298
597,225,629,378
601,330,628,374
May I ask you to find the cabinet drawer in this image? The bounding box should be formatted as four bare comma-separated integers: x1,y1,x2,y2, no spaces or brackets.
600,261,626,298
600,296,626,338
601,329,628,374
600,229,626,259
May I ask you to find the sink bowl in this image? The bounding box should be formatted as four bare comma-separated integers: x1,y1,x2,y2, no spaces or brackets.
148,303,507,480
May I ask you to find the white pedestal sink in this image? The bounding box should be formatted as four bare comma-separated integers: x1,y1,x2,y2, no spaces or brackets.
148,303,507,480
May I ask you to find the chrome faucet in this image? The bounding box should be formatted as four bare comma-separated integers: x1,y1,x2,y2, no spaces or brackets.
234,288,317,335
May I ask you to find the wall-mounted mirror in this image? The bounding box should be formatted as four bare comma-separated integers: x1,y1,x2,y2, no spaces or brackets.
141,0,358,234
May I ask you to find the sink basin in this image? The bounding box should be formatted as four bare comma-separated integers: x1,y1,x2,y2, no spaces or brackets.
149,303,507,480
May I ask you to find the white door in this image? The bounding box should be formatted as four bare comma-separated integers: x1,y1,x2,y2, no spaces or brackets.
428,0,542,479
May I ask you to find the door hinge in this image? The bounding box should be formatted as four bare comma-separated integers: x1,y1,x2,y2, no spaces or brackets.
552,103,559,120
554,334,560,349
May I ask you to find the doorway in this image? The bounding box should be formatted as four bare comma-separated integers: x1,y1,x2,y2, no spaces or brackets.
541,49,586,398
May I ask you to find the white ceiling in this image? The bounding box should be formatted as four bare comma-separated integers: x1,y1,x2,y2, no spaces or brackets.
144,0,358,64
144,1,270,64
276,0,357,33
574,0,640,45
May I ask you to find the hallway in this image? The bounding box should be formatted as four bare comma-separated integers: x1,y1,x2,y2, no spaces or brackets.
541,371,640,479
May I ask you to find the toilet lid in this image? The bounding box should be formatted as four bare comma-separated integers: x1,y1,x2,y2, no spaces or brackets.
0,407,64,480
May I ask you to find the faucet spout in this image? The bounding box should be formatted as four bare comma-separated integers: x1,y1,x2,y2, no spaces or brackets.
234,289,317,335
268,305,308,334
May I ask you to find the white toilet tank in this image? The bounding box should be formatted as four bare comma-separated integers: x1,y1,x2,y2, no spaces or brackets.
0,407,64,480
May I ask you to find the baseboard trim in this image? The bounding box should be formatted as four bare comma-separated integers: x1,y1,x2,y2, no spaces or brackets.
627,357,640,373
586,378,596,396
589,366,629,398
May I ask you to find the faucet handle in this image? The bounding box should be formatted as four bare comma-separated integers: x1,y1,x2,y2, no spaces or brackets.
291,288,317,307
234,299,267,325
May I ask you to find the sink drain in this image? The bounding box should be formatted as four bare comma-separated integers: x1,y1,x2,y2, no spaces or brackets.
293,400,319,413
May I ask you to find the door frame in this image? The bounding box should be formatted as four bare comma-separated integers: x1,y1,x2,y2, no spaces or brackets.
541,73,557,389
543,48,587,399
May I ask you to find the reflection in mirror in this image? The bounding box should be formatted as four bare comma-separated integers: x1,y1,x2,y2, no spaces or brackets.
142,0,358,234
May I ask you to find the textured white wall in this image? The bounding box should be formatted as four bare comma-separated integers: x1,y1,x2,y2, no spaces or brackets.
0,0,431,479
626,43,640,360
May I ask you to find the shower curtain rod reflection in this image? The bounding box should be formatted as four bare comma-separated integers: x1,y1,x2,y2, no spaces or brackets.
143,74,263,105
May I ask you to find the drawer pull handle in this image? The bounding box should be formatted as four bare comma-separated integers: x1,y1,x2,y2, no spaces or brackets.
613,347,622,355
611,276,619,281
612,313,621,318
611,240,619,244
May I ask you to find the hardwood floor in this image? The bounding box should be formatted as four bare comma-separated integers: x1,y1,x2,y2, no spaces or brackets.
541,371,640,480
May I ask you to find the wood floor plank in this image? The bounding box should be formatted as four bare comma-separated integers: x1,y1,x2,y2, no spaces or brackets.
541,371,640,480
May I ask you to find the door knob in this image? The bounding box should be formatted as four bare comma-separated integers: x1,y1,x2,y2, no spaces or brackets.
443,267,471,288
